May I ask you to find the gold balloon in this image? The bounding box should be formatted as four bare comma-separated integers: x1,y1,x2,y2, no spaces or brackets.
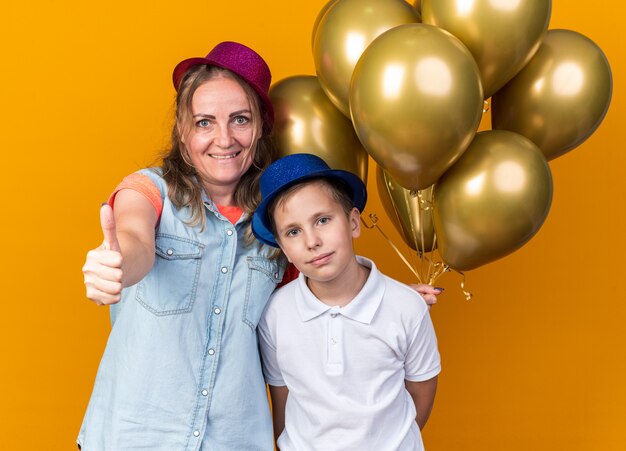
406,0,421,13
313,0,419,116
311,0,339,49
433,130,553,271
405,0,421,20
269,75,368,181
492,29,613,161
422,0,551,99
377,166,435,252
350,23,483,190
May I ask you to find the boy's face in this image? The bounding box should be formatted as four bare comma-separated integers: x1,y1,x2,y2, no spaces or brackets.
273,181,361,285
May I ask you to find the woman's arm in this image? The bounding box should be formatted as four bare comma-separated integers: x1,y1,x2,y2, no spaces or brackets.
408,284,443,306
83,189,156,305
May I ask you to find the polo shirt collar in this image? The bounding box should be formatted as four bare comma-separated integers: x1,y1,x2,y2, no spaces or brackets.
295,256,385,324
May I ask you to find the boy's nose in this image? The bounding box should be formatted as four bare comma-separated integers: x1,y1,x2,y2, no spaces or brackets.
306,231,322,250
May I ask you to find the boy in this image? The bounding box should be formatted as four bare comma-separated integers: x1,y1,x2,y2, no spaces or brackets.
252,153,440,450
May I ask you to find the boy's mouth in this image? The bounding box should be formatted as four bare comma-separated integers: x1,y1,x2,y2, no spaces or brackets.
308,252,333,265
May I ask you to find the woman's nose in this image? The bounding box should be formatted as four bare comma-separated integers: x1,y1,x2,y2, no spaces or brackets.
215,123,234,148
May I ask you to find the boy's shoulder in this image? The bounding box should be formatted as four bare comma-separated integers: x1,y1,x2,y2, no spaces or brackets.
260,279,300,329
266,277,299,311
377,269,429,316
355,256,429,317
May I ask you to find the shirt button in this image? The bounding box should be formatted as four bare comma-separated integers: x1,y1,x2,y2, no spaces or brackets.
274,272,279,278
214,307,221,315
201,389,208,396
330,313,338,318
193,430,200,437
226,229,234,236
221,267,228,274
208,348,215,355
166,249,174,256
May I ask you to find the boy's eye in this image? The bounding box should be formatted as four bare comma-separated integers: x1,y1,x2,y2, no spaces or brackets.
317,217,331,225
286,228,300,237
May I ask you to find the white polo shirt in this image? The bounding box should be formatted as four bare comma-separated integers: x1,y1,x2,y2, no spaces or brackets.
258,256,440,451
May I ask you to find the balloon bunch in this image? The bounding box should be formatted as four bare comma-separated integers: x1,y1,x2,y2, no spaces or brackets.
270,0,612,288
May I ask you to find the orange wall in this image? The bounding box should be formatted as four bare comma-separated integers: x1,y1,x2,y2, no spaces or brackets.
1,1,624,449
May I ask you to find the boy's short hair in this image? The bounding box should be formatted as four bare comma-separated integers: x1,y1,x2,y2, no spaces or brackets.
267,177,355,239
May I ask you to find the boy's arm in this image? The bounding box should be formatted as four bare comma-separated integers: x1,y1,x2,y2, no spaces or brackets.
269,385,289,443
258,302,288,443
405,376,438,430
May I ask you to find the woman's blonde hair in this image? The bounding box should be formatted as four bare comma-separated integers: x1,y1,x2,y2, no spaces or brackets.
160,65,276,235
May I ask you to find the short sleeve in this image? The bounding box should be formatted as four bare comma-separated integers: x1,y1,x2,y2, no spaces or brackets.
107,172,163,221
404,309,441,382
257,299,286,387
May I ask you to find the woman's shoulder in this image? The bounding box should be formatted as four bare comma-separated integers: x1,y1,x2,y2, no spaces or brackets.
108,168,165,217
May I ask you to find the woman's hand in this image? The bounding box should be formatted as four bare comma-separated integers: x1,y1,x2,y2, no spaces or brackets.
83,204,124,305
409,284,444,307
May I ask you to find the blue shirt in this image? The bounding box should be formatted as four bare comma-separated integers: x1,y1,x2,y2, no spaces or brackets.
78,169,287,450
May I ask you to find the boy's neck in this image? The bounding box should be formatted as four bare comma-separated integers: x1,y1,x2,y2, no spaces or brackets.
305,259,371,308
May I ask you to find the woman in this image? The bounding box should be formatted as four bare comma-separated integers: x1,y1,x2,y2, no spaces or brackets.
79,41,440,450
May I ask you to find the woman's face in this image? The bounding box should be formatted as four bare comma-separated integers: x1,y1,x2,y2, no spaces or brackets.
182,76,256,205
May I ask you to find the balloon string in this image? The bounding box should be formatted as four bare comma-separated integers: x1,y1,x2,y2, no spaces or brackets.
360,214,423,283
405,190,425,283
420,188,439,284
417,190,428,284
408,188,440,286
362,212,473,300
451,268,473,300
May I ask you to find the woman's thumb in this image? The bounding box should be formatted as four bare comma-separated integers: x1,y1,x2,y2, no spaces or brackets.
100,203,121,252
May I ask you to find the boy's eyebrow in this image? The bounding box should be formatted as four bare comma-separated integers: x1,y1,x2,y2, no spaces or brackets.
276,221,300,233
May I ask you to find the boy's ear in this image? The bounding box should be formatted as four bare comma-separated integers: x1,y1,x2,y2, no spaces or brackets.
350,207,361,239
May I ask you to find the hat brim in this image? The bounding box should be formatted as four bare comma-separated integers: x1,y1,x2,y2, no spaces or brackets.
172,57,274,129
252,169,367,248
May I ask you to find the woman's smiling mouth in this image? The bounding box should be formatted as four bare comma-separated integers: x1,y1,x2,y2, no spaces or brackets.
209,150,242,160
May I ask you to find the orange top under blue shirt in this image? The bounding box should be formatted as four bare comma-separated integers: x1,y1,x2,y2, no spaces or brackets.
107,172,298,286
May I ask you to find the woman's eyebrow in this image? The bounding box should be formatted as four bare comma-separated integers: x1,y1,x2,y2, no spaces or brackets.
229,109,251,117
191,109,251,119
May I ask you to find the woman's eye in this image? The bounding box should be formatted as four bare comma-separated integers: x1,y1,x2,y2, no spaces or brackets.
197,119,210,127
233,115,250,125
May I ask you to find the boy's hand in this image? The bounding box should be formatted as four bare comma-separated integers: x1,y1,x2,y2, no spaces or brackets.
409,284,443,307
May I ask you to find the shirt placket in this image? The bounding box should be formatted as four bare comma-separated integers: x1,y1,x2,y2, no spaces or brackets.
326,306,344,376
187,217,238,450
